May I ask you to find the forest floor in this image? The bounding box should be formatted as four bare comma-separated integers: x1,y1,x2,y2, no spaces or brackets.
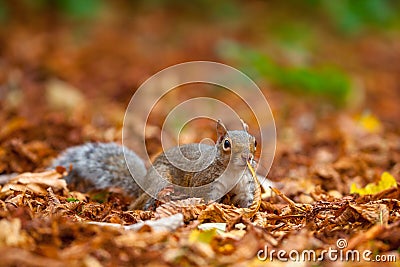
0,2,399,266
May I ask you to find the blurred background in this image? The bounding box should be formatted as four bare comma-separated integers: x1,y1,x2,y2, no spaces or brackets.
0,0,400,185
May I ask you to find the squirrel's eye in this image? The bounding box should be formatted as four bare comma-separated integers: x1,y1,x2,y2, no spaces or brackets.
254,140,257,148
223,139,231,151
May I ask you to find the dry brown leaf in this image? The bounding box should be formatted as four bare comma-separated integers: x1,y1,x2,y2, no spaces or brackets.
114,231,169,248
198,162,262,223
345,224,386,251
5,194,25,207
216,230,261,265
0,247,65,267
271,187,313,214
1,183,31,193
198,203,244,223
0,218,33,247
252,212,268,228
57,243,92,261
155,198,206,221
1,170,68,195
350,203,389,225
67,191,89,202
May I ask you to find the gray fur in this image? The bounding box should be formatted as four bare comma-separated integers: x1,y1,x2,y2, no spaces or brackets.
51,122,258,210
142,128,257,209
51,142,146,196
228,167,256,208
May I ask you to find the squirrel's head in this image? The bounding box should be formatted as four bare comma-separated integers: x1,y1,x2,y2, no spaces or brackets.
216,119,257,168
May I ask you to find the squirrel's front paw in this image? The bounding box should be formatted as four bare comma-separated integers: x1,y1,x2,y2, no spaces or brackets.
234,194,254,208
143,198,157,211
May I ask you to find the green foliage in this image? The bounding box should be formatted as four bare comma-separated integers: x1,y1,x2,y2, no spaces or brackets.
217,41,352,106
2,0,104,20
271,22,314,48
321,0,396,34
56,0,103,20
272,0,399,35
140,0,240,22
0,0,8,22
66,197,80,202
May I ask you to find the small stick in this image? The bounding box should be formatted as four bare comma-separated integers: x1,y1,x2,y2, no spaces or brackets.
242,161,262,218
270,187,308,212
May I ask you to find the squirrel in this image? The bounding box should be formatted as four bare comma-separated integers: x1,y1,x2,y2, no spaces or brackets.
51,120,259,210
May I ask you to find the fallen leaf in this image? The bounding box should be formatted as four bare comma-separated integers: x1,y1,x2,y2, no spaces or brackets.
351,172,397,196
357,112,382,133
189,228,217,244
155,198,206,221
1,170,68,195
0,218,32,247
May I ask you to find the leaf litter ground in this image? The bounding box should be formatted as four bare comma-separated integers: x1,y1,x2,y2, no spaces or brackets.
1,2,400,266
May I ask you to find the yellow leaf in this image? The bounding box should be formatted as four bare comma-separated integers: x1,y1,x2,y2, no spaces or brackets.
357,112,382,133
350,183,358,194
350,172,397,196
189,229,217,244
217,243,235,254
379,172,397,189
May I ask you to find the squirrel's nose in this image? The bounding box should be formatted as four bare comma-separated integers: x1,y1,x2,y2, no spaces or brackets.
242,153,253,162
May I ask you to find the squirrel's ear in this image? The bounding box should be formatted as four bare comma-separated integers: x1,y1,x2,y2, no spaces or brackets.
240,119,249,132
216,119,227,143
